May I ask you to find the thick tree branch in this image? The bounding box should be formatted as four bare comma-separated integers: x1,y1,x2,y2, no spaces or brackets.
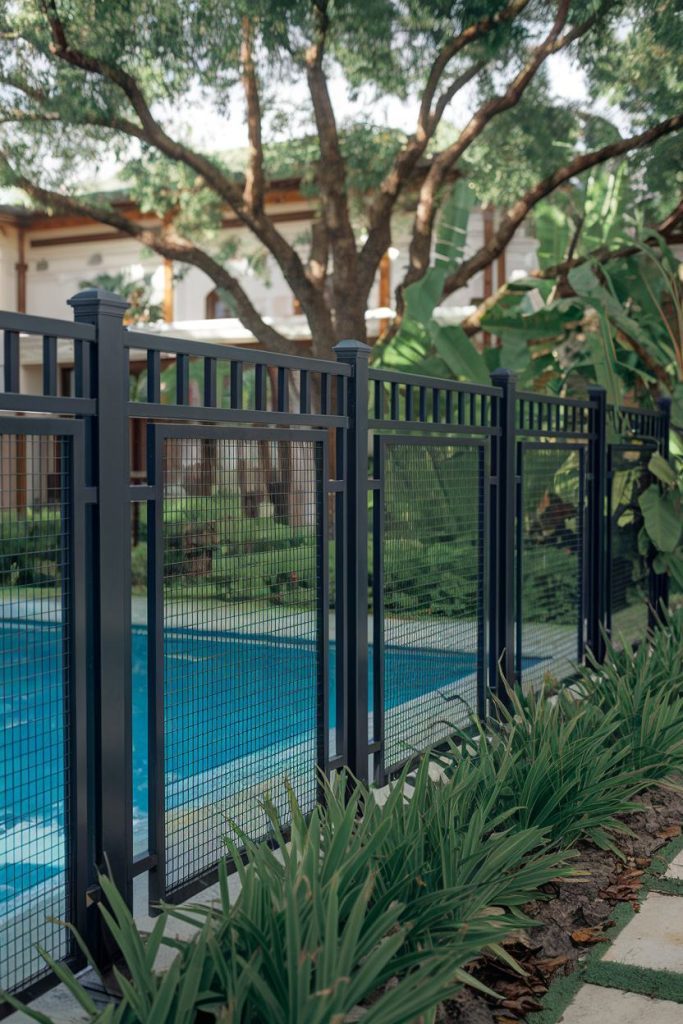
458,198,683,336
307,218,329,290
357,58,484,290
0,151,297,352
361,0,532,276
240,16,265,214
443,114,683,297
418,0,532,136
37,0,334,343
304,1,360,337
401,0,605,298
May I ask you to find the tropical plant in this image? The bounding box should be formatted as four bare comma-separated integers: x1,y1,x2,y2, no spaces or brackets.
637,450,683,590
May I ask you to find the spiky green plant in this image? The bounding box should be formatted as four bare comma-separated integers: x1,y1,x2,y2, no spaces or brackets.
442,685,648,854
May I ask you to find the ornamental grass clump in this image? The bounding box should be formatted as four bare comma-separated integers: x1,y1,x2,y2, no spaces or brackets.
443,685,648,854
577,620,683,782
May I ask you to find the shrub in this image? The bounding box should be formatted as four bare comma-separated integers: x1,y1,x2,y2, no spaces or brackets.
0,508,62,587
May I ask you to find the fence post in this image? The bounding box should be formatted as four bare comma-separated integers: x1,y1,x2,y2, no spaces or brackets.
68,291,133,927
649,396,672,623
334,340,371,784
490,369,516,705
587,385,607,662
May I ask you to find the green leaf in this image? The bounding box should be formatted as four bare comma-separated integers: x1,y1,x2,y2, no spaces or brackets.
648,452,678,487
638,485,683,552
430,324,489,385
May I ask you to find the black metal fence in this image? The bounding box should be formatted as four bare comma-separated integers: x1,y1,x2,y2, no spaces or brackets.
0,291,670,1008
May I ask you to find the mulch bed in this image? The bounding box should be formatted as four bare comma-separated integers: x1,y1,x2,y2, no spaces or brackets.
437,784,683,1023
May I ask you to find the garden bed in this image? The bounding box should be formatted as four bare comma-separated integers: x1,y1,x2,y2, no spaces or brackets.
442,784,683,1023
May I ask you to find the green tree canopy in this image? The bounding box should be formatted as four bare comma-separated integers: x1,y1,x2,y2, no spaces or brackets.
0,0,680,357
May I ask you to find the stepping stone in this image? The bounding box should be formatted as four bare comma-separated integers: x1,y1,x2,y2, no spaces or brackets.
602,893,683,972
559,983,683,1023
664,850,683,881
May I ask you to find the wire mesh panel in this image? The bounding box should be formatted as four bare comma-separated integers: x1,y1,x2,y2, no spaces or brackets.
0,432,73,994
376,438,485,773
607,445,652,644
150,428,326,901
516,444,585,688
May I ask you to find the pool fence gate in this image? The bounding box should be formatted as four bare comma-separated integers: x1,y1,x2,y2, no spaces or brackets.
0,291,671,1008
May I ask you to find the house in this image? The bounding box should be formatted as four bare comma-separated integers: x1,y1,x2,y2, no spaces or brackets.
0,180,539,361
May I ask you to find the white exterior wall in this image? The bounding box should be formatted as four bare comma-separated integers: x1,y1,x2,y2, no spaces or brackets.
24,224,162,320
19,207,539,324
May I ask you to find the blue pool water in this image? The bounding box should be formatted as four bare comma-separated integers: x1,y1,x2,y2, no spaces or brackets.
1,619,517,906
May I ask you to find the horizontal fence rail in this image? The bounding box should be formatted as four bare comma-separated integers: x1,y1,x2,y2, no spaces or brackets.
0,290,671,1012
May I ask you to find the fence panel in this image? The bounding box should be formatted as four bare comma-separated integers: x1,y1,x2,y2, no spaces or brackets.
374,436,486,773
368,373,498,778
0,413,89,1005
514,396,592,688
146,424,329,903
607,443,654,643
606,403,670,642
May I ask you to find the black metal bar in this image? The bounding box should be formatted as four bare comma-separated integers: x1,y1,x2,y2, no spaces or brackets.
254,364,266,410
367,418,497,437
146,425,165,913
317,438,330,785
489,369,517,703
372,435,385,782
68,290,134,942
477,444,488,717
147,350,161,403
417,387,426,422
176,353,189,405
74,340,91,399
277,366,289,412
43,336,58,396
334,383,348,766
586,385,607,661
577,447,587,660
230,360,243,410
514,444,523,683
300,369,310,414
405,385,413,420
61,426,95,959
369,367,501,396
127,328,350,375
3,330,19,392
129,401,347,430
203,357,217,407
334,340,371,784
374,378,383,419
0,309,95,340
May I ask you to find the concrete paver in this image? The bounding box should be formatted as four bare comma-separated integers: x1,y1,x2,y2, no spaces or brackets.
664,850,683,881
558,983,683,1024
602,893,683,972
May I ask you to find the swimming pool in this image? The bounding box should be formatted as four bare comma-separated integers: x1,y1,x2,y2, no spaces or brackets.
1,618,520,909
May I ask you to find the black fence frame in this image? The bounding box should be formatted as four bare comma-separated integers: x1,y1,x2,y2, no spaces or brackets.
0,290,671,1010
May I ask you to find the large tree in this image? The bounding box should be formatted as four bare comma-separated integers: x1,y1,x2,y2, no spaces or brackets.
0,0,681,358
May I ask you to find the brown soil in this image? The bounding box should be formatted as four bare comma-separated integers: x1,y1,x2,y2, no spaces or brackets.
437,785,683,1023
